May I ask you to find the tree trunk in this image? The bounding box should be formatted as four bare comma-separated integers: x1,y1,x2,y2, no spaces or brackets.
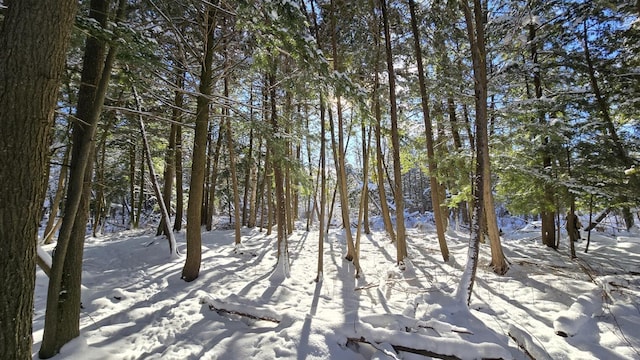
132,85,178,255
0,1,77,358
408,0,449,262
369,0,396,245
156,111,178,236
528,22,557,248
136,138,145,225
248,135,262,228
41,0,124,356
380,0,407,264
242,95,255,227
182,7,217,282
174,119,184,231
205,124,223,230
224,75,242,245
129,142,137,227
268,70,289,274
92,118,113,237
456,0,487,306
317,95,328,281
582,21,635,230
330,0,358,270
44,143,71,244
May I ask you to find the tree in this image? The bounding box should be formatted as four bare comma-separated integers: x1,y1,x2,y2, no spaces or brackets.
408,0,449,262
182,5,218,282
456,0,489,305
329,0,359,273
380,0,407,264
40,0,127,356
0,1,77,358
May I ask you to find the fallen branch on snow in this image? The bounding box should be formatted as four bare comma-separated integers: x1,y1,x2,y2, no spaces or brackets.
347,337,460,360
207,303,280,323
508,324,551,360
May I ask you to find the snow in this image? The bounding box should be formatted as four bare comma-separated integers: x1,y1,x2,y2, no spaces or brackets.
32,217,640,359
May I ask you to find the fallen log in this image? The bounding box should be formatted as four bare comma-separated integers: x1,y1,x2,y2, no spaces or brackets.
347,337,461,360
584,207,611,232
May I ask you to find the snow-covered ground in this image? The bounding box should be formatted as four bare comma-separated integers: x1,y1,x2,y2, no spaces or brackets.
33,217,640,359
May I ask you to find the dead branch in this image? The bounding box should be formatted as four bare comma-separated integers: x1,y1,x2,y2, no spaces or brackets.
347,337,463,360
207,303,280,323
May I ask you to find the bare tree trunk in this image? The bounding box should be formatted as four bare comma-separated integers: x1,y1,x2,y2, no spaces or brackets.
528,21,556,248
268,70,289,274
408,0,449,262
0,0,77,357
44,143,71,244
132,85,177,255
369,0,396,245
93,117,113,237
174,121,184,231
264,147,273,235
248,135,261,228
316,94,328,281
380,0,407,264
456,0,488,306
582,21,635,230
41,0,127,356
205,125,223,230
223,74,242,245
566,148,577,259
136,140,145,225
182,6,217,282
330,0,358,270
242,88,255,226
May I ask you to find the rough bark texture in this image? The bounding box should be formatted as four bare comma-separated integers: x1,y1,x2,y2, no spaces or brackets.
381,0,407,263
133,85,177,255
582,21,636,230
269,71,289,268
41,0,121,356
457,0,487,305
330,0,358,269
0,1,77,358
44,143,71,243
224,75,242,245
408,0,449,262
368,0,396,244
182,7,217,282
528,22,557,248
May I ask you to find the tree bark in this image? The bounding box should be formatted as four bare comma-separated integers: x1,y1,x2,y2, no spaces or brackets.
582,21,635,230
132,85,178,255
456,0,487,305
528,21,556,248
174,118,184,231
317,95,328,281
0,1,77,358
380,0,407,264
330,0,358,271
268,70,289,273
224,74,242,245
182,6,217,282
41,0,125,356
408,0,449,262
205,124,223,230
369,0,396,245
44,143,71,244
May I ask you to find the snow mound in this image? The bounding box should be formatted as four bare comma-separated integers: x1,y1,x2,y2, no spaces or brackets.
553,289,603,337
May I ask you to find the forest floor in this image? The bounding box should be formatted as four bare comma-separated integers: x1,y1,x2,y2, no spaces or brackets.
32,216,640,359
